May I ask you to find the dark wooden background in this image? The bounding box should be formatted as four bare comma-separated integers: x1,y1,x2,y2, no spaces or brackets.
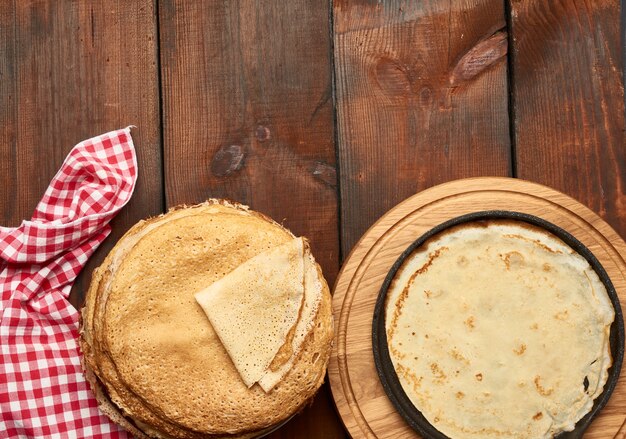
1,1,624,438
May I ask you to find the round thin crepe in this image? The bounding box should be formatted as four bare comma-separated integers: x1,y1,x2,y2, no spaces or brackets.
80,200,334,438
385,220,614,439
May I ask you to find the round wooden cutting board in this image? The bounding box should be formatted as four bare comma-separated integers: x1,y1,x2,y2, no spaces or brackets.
328,177,626,439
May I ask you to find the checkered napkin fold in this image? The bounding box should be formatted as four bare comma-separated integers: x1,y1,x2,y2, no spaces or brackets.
0,128,137,438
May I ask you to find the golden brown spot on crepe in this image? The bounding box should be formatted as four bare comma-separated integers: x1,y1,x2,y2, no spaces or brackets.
450,349,470,365
554,310,569,320
434,416,440,423
475,373,483,381
500,251,524,269
415,247,449,276
396,363,423,392
503,234,562,254
530,323,539,330
389,346,406,360
456,391,465,399
514,344,527,355
533,412,543,420
430,363,447,382
457,256,468,267
464,316,475,329
534,376,554,396
543,263,552,272
424,290,433,298
387,264,426,340
388,246,447,340
389,247,451,335
269,323,297,372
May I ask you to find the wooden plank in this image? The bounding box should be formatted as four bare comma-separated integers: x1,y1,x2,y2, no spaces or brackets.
0,1,162,308
0,3,17,223
158,1,343,438
510,2,625,436
334,0,512,256
510,0,626,237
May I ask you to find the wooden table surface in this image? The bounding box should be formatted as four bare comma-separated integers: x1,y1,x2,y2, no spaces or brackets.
1,1,624,438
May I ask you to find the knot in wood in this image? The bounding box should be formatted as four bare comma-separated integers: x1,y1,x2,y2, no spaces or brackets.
210,144,246,177
375,57,411,96
450,31,508,86
255,125,271,142
310,161,337,188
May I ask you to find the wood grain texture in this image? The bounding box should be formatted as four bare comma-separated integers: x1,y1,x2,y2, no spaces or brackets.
510,0,626,238
158,1,343,437
0,1,162,308
333,0,512,257
617,415,626,438
329,177,626,438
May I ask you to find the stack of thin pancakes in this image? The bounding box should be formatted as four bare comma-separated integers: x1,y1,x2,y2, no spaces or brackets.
80,200,334,438
385,220,615,438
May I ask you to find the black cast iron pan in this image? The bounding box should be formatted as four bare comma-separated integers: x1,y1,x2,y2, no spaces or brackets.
372,210,624,439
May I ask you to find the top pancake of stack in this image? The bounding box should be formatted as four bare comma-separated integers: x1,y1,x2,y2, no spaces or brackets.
80,200,334,438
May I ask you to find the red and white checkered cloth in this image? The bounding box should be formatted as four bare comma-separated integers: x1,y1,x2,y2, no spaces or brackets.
0,128,137,438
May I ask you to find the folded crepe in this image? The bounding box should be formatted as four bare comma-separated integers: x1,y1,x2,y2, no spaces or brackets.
195,238,306,388
195,236,325,392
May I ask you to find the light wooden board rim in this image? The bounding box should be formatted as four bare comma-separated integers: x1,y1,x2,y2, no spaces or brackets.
328,177,626,439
